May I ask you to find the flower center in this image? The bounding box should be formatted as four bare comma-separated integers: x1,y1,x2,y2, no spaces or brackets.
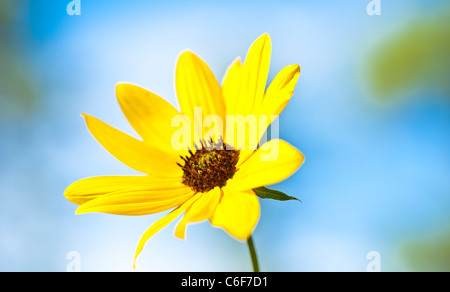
178,140,240,193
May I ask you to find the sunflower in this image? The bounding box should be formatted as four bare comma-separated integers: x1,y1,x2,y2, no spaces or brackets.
64,33,304,269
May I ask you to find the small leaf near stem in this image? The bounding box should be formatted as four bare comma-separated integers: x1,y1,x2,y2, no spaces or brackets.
253,186,301,202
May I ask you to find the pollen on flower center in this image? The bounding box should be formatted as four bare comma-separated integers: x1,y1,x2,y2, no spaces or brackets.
178,139,240,193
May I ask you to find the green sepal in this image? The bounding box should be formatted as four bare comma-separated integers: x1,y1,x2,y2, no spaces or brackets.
253,186,301,202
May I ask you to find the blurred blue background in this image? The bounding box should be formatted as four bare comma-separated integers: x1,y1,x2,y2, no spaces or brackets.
1,0,449,271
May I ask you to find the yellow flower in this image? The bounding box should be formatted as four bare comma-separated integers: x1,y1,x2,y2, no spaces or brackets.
64,33,304,268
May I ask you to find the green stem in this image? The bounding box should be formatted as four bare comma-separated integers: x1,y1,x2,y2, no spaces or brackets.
247,235,260,272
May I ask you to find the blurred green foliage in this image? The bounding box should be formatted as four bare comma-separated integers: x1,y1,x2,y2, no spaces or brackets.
402,227,450,272
368,10,450,99
0,0,39,119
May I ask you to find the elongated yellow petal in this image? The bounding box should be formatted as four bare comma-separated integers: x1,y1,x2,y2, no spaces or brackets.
224,114,261,167
82,114,182,178
235,64,300,166
133,195,200,269
116,83,184,154
260,64,300,121
222,57,243,116
174,187,221,239
235,33,271,117
210,186,260,240
221,34,272,164
75,183,193,216
176,51,225,143
231,139,304,191
64,175,182,205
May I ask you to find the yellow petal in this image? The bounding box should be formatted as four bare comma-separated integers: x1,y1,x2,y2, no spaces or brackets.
82,114,181,178
75,182,193,216
235,64,300,166
260,64,300,121
133,195,200,269
236,148,256,168
221,34,272,163
231,139,304,191
210,186,260,240
174,187,221,239
236,33,271,117
223,113,262,167
222,57,243,116
175,51,225,144
64,175,182,205
116,83,184,154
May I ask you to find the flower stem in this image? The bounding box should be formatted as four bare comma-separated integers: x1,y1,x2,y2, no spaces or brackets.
247,235,260,272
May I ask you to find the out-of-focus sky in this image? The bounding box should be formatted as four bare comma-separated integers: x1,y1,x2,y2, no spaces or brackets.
0,0,449,271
